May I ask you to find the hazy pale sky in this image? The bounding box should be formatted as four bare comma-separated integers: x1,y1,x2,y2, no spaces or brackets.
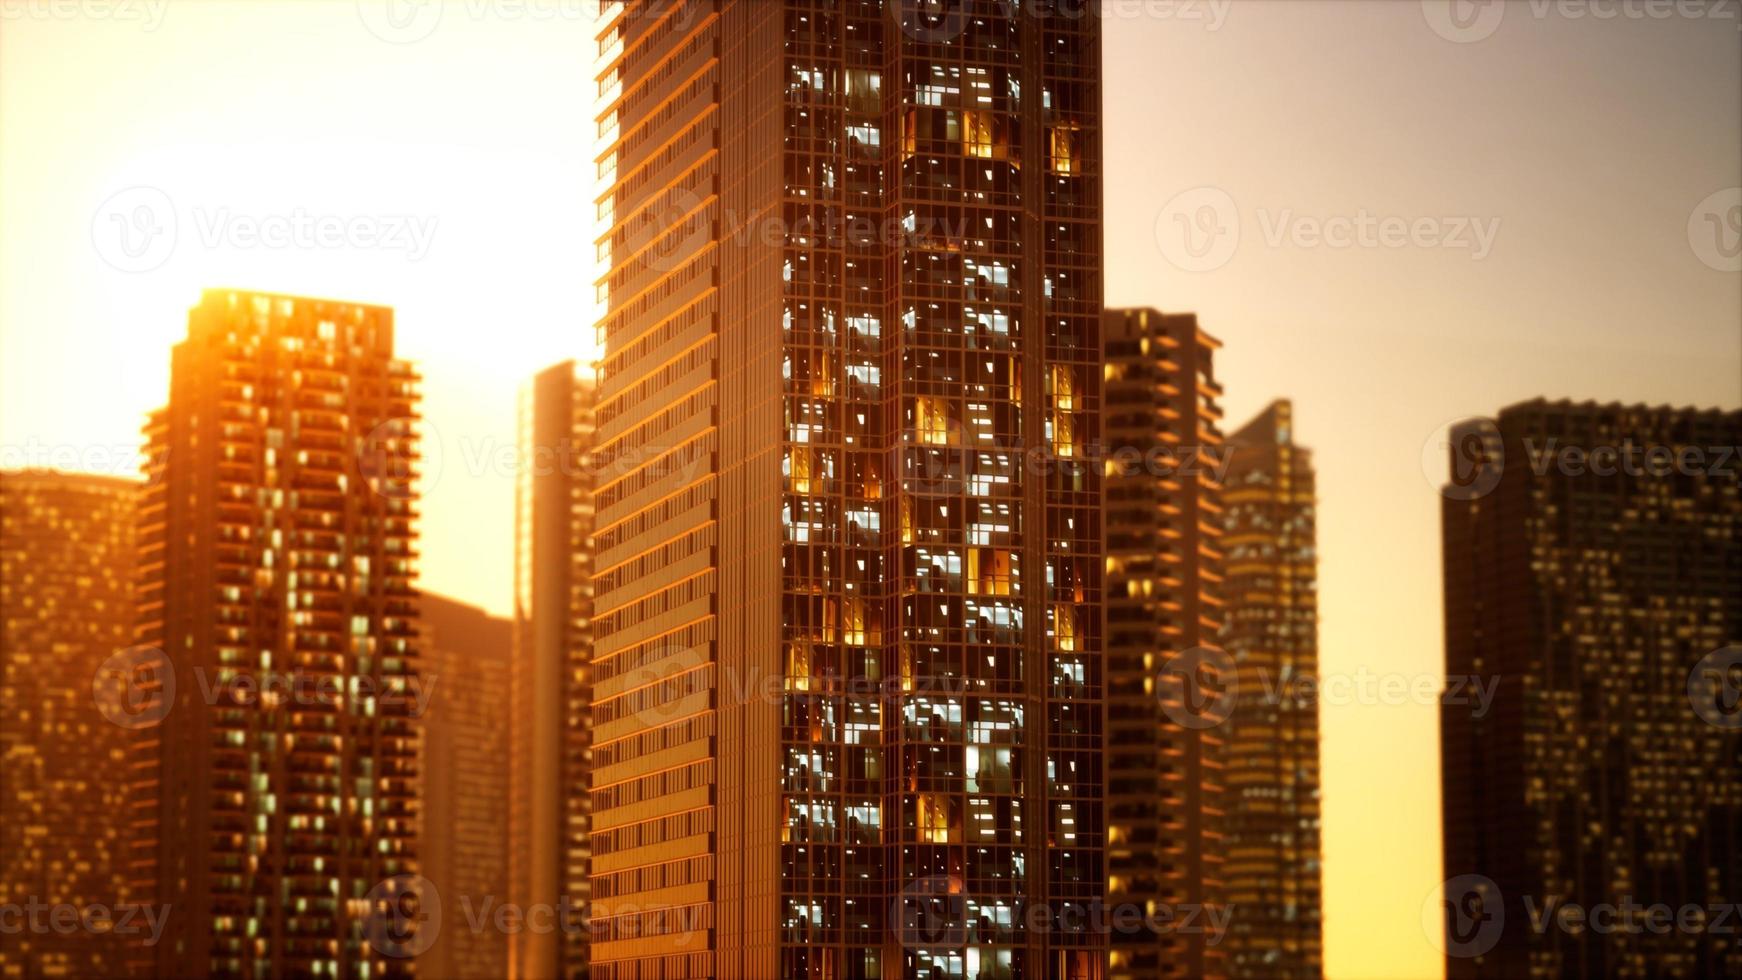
2,3,1737,978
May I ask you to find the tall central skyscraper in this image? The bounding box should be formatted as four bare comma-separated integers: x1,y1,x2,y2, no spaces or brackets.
591,3,1104,977
134,289,424,978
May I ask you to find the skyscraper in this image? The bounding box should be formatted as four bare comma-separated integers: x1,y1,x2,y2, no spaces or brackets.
1,470,139,978
133,288,424,978
511,360,596,980
591,3,1104,976
1218,401,1322,979
1101,308,1227,980
1440,399,1742,978
419,591,513,980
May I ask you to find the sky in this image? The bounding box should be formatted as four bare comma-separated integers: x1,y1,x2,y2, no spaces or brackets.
2,3,1738,978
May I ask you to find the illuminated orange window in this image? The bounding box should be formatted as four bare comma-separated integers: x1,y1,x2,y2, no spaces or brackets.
963,110,997,158
1053,603,1078,652
786,642,812,692
917,793,956,843
1049,123,1082,174
915,396,951,445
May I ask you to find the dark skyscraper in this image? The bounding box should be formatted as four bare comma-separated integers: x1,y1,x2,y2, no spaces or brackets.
134,289,425,978
1440,399,1742,978
1,470,139,978
591,3,1104,977
1102,308,1226,980
1219,400,1323,979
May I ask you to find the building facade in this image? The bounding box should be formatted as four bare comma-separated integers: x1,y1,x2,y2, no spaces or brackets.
511,360,596,980
1440,399,1742,978
591,2,1105,976
133,289,424,978
0,471,139,978
420,592,513,979
1101,308,1227,980
1218,401,1322,978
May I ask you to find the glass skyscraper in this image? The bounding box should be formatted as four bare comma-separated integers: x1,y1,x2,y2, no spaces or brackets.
590,3,1105,976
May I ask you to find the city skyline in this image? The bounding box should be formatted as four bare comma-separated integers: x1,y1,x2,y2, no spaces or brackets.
2,4,1739,979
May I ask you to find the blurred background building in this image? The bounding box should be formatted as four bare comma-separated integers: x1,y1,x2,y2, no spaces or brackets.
0,470,139,978
1440,399,1742,978
512,360,595,980
1219,400,1323,978
419,591,513,979
1102,307,1228,980
132,289,424,978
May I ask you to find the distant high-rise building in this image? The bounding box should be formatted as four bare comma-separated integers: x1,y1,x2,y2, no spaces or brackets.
420,592,513,980
1440,399,1742,978
134,288,424,978
1102,308,1226,980
1218,400,1323,979
1,470,138,978
510,360,595,980
592,3,1105,977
